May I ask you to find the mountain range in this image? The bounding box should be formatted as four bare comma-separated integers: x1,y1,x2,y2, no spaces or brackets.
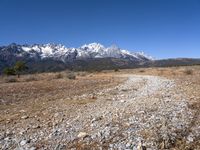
0,43,152,73
0,43,153,61
0,43,200,73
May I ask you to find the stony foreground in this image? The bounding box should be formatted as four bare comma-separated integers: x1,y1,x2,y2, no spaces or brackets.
0,73,199,149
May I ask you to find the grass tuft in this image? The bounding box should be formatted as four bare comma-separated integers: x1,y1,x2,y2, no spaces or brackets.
183,69,193,75
67,72,76,80
54,73,63,79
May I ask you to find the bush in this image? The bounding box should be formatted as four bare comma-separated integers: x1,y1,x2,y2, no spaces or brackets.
3,67,16,76
54,73,63,79
95,69,102,72
67,72,76,80
114,68,119,72
139,69,145,73
184,69,193,75
14,61,28,78
3,61,28,78
5,77,17,83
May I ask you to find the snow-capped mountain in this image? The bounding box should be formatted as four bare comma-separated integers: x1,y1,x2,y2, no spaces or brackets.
0,43,152,61
0,43,153,73
78,43,153,61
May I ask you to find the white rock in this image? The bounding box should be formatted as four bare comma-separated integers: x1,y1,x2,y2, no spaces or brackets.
187,135,194,142
120,100,126,103
20,140,27,146
126,142,131,147
21,115,29,119
77,132,87,138
29,147,36,150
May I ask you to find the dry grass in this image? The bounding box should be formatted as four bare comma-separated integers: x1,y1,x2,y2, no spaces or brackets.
76,72,88,77
117,66,198,78
0,72,124,123
4,76,18,83
24,76,38,82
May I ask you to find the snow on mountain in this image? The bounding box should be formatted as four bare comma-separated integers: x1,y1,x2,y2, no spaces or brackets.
0,43,153,62
80,43,105,51
137,51,155,60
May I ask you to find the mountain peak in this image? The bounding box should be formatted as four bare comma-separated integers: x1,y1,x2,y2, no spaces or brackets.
80,43,105,50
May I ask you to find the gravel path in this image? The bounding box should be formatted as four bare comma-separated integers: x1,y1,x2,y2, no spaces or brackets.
1,75,194,150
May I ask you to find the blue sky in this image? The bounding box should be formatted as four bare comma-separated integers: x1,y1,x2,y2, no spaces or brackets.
0,0,200,59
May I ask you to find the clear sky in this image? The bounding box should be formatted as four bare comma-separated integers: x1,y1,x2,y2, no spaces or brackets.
0,0,200,59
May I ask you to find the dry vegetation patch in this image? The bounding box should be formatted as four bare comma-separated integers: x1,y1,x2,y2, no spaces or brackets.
0,71,124,121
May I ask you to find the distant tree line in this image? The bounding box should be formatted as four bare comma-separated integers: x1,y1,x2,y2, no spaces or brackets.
3,61,28,78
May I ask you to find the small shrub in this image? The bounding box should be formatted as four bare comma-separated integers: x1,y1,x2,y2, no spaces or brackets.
183,69,193,75
3,67,16,76
5,77,17,83
14,61,28,78
67,72,76,80
114,68,119,72
95,69,102,72
3,61,28,78
139,69,145,73
88,70,96,73
54,73,63,79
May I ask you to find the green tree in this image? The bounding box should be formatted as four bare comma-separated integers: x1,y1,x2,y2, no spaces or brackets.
14,61,28,78
3,67,16,76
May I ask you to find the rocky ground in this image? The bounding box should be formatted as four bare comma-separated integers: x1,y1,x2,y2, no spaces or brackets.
0,67,200,150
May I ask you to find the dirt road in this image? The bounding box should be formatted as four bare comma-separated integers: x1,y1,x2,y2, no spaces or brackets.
64,75,193,149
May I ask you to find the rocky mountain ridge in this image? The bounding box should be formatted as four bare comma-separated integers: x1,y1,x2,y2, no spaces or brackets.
0,43,152,62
